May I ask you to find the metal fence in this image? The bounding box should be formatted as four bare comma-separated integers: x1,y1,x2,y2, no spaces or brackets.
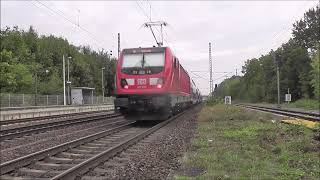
0,93,114,108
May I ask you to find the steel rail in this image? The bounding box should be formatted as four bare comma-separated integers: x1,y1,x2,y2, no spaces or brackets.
51,111,185,180
1,112,119,135
0,109,114,126
0,121,134,175
0,113,122,141
236,104,320,121
239,104,320,116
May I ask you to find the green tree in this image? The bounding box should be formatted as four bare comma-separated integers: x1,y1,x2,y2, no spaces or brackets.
0,26,114,95
214,4,319,102
311,47,320,99
279,40,312,99
0,50,17,92
292,5,319,51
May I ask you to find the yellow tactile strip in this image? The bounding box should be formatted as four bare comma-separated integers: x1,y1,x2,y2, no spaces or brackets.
281,119,319,129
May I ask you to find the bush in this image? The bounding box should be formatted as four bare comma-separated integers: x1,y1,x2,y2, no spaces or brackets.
206,98,223,106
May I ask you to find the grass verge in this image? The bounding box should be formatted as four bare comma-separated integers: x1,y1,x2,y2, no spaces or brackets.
254,98,319,111
175,104,320,179
285,99,320,111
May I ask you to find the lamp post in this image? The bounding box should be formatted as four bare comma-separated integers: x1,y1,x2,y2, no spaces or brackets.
102,67,105,103
63,55,66,106
67,56,72,105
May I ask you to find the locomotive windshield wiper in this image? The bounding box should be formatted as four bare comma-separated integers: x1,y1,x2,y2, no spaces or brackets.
141,53,145,68
141,53,152,68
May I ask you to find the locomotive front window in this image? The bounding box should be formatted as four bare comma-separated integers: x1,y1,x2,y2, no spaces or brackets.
122,54,143,68
121,52,165,75
143,53,165,67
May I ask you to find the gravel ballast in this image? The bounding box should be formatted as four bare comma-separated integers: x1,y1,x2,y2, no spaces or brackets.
83,105,202,179
0,116,126,163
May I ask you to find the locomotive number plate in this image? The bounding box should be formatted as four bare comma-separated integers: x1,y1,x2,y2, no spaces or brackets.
137,78,147,85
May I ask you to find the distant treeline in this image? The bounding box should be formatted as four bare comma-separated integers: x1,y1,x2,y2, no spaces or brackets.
0,26,117,95
214,5,319,103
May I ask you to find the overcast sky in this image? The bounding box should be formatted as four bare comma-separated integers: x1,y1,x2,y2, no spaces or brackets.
1,0,318,95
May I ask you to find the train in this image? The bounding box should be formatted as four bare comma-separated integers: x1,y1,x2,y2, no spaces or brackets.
114,46,201,120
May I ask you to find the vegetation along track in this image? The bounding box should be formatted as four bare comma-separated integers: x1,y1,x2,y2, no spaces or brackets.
0,112,121,141
0,109,114,126
0,111,185,179
236,104,320,121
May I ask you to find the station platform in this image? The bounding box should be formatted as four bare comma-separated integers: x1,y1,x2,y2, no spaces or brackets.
0,104,114,121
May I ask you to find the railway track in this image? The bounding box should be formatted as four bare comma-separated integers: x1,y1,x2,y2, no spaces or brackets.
0,111,184,180
236,104,320,121
0,113,121,141
0,109,114,126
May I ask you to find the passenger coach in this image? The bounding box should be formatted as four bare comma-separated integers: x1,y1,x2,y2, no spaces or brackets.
114,47,201,120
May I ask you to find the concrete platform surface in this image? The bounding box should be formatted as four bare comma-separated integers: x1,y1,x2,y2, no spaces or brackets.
0,104,114,121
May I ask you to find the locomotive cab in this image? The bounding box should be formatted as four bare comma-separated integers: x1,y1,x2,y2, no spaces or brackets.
114,47,172,120
114,46,199,121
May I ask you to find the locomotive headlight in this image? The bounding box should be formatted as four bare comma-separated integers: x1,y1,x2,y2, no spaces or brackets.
150,78,164,88
120,79,128,88
156,78,164,88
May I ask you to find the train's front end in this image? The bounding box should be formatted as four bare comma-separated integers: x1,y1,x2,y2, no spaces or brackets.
114,47,172,120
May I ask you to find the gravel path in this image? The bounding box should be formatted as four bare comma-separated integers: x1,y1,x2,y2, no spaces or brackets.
83,105,202,179
0,116,126,163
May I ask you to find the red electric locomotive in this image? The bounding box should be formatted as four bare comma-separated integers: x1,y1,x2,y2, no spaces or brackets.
114,46,201,120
